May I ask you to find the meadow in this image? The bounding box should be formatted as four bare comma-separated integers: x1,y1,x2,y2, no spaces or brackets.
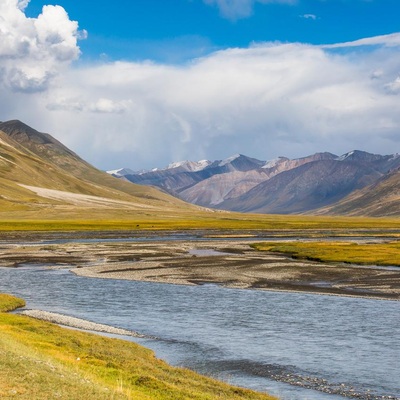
0,211,400,233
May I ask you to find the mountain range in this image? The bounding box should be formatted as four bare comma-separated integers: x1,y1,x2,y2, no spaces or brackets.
109,151,400,216
1,119,398,218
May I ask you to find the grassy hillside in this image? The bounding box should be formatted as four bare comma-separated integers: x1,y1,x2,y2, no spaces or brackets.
0,294,276,400
0,121,198,214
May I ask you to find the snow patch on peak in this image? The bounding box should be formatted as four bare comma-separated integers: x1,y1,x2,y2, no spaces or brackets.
218,154,241,167
336,151,355,161
193,159,213,171
107,168,135,177
262,157,287,169
166,159,212,172
167,161,189,169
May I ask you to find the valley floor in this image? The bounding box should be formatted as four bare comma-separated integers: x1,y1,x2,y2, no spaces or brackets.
1,231,399,300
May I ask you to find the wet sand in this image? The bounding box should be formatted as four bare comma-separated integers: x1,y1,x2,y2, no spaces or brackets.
1,232,399,300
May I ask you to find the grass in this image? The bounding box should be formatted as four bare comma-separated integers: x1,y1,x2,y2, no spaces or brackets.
0,294,277,400
0,213,400,233
252,241,400,266
0,294,26,312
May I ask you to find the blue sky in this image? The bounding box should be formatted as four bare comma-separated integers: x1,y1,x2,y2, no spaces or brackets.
25,0,400,62
1,0,400,170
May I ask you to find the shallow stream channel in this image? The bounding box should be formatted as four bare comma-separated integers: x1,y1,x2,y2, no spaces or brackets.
0,238,399,400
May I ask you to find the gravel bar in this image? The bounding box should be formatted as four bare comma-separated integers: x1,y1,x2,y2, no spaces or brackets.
21,309,149,338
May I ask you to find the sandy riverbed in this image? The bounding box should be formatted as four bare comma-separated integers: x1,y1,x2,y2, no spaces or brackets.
0,232,399,300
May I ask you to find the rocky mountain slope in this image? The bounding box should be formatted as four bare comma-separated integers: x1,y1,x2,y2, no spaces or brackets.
111,151,400,216
120,154,266,197
316,167,400,217
0,120,195,215
218,158,382,214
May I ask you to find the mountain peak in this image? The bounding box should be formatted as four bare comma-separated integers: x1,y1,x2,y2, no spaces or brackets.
336,150,382,162
218,154,242,167
107,167,136,177
217,154,266,171
0,120,52,145
262,157,289,169
165,159,212,172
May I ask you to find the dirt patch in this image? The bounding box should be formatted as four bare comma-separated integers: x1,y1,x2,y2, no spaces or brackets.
19,184,151,209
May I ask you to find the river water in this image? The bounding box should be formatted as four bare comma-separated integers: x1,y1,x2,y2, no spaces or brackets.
0,265,399,400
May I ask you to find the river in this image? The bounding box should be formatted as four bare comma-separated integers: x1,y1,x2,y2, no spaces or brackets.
0,263,399,400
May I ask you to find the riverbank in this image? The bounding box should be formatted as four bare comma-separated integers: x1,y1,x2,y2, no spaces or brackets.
0,233,399,300
0,293,277,400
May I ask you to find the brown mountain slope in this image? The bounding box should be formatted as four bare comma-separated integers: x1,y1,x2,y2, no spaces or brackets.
178,152,338,207
316,168,400,217
218,159,383,214
0,120,195,215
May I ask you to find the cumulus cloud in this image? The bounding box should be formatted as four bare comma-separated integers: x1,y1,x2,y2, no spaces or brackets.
203,0,295,20
31,37,399,169
1,3,400,170
0,0,84,92
17,0,29,11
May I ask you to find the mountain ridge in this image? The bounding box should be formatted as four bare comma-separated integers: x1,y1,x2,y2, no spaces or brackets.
1,119,398,217
110,150,400,216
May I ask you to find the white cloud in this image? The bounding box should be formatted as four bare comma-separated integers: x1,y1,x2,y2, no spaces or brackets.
323,32,400,49
1,3,400,171
47,96,129,114
0,0,83,92
300,14,317,20
17,0,29,11
89,98,129,114
385,76,400,95
33,39,400,169
203,0,295,20
370,69,383,80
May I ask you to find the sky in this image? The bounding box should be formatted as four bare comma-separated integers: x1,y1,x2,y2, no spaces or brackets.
1,0,400,170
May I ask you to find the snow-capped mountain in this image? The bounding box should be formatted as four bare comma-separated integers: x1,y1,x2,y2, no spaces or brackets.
106,167,136,177
163,159,212,172
108,150,400,215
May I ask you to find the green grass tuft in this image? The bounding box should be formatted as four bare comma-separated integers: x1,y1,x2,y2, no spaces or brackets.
0,294,25,312
252,241,400,266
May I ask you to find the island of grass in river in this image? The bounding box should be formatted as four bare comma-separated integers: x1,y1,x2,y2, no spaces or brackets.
252,241,400,267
